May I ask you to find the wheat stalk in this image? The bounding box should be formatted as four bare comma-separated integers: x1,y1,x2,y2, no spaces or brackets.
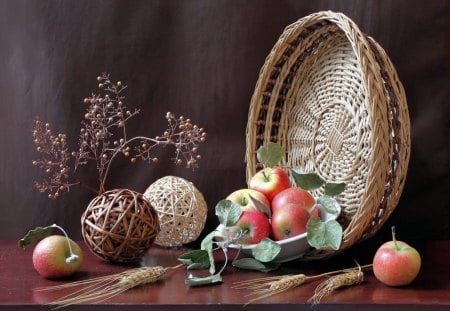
233,263,371,306
36,264,182,309
233,273,308,306
309,265,364,305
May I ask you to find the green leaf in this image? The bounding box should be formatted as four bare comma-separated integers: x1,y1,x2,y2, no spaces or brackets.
256,142,285,168
307,218,342,250
247,194,271,218
324,182,346,196
317,195,341,216
215,200,242,227
252,238,281,262
232,258,280,272
18,226,53,248
178,249,210,270
201,231,216,275
185,274,223,287
291,170,325,190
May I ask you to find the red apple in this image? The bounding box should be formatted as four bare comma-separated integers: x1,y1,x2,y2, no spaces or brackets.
271,187,319,218
373,227,421,286
226,188,270,211
32,235,84,279
234,210,271,244
248,167,291,201
271,203,311,241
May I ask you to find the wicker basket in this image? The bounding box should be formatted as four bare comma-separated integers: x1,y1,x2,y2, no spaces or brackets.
246,11,410,260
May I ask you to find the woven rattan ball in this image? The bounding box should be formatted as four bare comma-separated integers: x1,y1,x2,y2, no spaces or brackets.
81,189,160,263
143,176,207,247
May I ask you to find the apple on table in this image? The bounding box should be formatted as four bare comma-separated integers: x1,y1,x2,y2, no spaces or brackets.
19,224,84,279
33,235,84,279
373,226,421,286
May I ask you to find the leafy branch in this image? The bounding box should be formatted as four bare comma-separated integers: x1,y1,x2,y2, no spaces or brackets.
178,200,281,286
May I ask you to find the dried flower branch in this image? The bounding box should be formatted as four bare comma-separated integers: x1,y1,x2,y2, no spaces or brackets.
32,73,207,199
74,74,140,194
32,120,78,199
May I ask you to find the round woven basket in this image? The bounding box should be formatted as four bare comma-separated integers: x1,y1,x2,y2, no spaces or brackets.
246,11,410,260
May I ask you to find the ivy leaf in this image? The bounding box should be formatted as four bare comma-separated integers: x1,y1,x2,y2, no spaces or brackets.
18,226,53,248
317,195,341,216
232,257,280,272
248,194,271,218
257,142,285,168
307,218,342,250
324,182,346,196
178,249,210,270
215,200,242,227
201,231,216,275
185,274,223,287
291,170,325,190
252,238,281,262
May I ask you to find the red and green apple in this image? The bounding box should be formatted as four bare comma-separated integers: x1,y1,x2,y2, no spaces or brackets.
248,166,291,201
271,187,319,218
373,227,421,286
32,235,84,279
234,210,271,244
226,188,270,211
271,202,311,241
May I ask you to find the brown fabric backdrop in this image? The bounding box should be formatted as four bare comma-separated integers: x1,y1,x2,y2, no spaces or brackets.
0,0,449,243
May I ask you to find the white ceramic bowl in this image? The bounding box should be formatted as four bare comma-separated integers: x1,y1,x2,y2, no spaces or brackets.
227,203,340,263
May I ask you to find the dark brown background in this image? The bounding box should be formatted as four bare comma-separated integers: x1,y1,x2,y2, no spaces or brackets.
0,0,449,244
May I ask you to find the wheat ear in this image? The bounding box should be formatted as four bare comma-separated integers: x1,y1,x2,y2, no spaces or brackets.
233,263,371,306
36,264,182,309
309,264,364,305
237,274,308,306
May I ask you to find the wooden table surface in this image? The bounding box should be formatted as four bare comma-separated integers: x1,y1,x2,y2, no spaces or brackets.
1,239,449,310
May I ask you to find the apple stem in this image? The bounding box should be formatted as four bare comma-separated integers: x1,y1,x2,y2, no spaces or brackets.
261,168,269,181
391,226,399,251
51,224,79,263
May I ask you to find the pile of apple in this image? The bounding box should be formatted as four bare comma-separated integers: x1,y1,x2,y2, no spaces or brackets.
224,166,423,287
225,165,318,244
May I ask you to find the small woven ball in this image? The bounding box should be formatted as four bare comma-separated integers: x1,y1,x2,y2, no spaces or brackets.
143,176,207,247
81,188,160,263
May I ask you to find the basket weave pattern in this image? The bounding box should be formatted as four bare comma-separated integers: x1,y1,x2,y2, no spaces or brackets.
246,11,410,259
81,189,160,262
